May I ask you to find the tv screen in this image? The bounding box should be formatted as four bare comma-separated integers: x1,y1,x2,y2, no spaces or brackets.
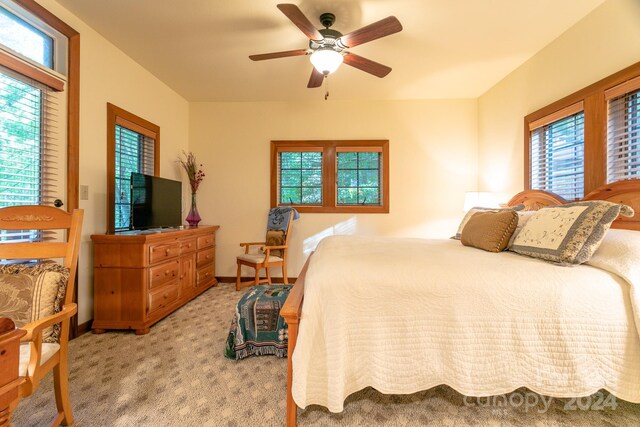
130,173,182,230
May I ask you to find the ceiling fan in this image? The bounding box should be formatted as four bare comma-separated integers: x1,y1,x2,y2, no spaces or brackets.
249,4,403,88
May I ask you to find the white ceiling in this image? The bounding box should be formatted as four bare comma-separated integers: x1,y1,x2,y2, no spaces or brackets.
55,0,606,102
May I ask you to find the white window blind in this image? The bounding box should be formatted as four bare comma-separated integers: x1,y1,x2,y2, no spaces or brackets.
529,102,585,201
114,124,155,231
606,77,640,183
0,66,58,241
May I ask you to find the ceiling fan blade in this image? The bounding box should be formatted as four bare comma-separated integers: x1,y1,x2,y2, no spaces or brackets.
249,49,308,61
307,68,324,88
343,53,392,78
277,4,323,41
338,16,402,48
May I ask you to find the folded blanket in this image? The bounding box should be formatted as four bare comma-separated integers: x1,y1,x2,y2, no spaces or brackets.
267,207,299,232
225,285,292,360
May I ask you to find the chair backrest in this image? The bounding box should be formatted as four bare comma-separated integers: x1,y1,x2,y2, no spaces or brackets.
0,206,83,306
282,210,294,246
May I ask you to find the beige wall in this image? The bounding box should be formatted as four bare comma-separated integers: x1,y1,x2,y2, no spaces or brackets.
478,0,640,196
190,100,478,277
38,0,190,324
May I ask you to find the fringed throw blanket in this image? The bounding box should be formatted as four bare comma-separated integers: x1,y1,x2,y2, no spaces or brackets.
225,285,292,360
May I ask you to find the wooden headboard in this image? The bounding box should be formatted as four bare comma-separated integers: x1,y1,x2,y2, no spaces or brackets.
507,179,640,231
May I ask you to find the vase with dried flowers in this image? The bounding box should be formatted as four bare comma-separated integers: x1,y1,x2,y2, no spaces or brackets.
179,151,205,226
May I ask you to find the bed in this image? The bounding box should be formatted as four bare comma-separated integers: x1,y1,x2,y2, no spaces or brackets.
280,180,640,426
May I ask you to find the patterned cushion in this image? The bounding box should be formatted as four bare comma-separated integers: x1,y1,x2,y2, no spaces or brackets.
0,263,69,343
452,204,524,240
237,253,284,264
461,210,518,252
265,229,285,257
507,210,537,248
510,201,634,265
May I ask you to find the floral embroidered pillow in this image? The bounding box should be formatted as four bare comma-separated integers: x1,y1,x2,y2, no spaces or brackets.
510,201,634,265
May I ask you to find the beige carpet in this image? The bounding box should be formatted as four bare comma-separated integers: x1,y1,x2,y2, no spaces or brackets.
12,283,640,426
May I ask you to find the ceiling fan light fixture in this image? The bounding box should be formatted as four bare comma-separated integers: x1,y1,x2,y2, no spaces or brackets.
310,49,343,75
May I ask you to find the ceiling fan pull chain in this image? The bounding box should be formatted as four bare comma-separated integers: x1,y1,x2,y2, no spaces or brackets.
324,76,329,100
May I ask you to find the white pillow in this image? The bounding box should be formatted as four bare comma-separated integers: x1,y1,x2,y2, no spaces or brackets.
586,228,640,286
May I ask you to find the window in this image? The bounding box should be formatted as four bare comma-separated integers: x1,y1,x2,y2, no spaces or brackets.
336,149,382,205
606,76,640,183
107,103,159,233
0,6,53,68
0,68,57,208
271,140,389,213
525,61,640,197
528,102,585,200
278,150,323,205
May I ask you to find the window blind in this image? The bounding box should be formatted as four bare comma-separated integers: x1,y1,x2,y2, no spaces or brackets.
606,83,640,183
529,106,585,201
114,124,155,231
0,66,58,241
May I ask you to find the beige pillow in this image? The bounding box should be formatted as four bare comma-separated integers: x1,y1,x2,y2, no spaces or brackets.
461,210,518,252
265,229,285,257
0,263,69,343
453,204,524,240
510,201,634,265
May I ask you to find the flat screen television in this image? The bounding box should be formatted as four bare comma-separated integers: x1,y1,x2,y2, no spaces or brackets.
130,172,182,230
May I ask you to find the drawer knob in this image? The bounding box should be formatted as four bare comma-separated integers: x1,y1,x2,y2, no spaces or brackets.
165,249,170,255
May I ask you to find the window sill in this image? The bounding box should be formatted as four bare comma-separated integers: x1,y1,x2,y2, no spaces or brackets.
276,205,389,214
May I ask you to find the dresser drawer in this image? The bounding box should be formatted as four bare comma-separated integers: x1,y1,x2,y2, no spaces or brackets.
180,237,197,254
149,260,180,290
197,234,215,249
149,243,180,265
148,283,179,315
197,265,214,287
196,247,214,268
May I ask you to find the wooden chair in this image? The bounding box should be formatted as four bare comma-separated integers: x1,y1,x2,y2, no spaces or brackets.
0,206,83,426
236,209,294,291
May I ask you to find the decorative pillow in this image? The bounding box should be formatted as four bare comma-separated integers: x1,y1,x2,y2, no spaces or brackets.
510,201,635,265
0,263,69,343
265,229,285,257
460,210,518,252
452,204,524,240
507,210,537,248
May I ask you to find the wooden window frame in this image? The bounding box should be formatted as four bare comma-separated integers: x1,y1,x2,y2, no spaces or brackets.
524,60,640,195
106,103,160,233
7,0,80,336
271,140,389,214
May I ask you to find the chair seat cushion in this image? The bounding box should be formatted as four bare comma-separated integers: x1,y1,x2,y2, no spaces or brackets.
237,253,283,264
19,342,60,376
0,263,69,343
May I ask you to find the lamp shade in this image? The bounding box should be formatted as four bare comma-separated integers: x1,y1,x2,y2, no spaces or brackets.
310,49,343,75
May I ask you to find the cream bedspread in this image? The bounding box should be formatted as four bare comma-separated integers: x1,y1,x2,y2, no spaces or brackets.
291,235,640,412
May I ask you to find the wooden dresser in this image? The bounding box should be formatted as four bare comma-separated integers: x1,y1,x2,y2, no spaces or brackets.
91,225,219,334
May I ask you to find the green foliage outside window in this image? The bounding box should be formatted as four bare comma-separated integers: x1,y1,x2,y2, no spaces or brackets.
337,152,381,205
279,151,322,205
0,72,42,207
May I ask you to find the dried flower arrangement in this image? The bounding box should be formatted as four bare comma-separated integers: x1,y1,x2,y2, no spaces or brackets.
179,151,205,193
